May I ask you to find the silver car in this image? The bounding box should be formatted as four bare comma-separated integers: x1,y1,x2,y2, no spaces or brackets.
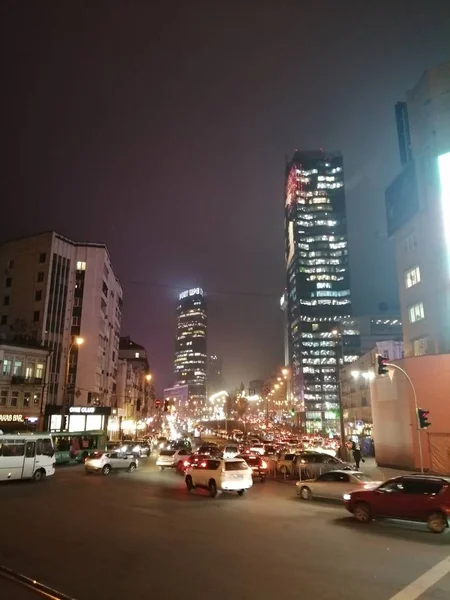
85,451,138,475
296,470,381,500
295,452,352,478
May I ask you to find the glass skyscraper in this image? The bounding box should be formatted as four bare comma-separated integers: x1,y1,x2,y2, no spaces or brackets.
284,150,359,435
174,288,207,406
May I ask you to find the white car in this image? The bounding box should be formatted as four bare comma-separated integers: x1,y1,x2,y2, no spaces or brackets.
250,443,265,456
185,458,253,497
296,470,381,500
223,444,240,459
85,451,138,475
156,448,192,470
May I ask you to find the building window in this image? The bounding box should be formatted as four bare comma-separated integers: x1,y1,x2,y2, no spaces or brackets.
405,266,421,289
3,296,10,306
74,297,81,307
37,271,44,282
36,362,44,379
39,253,46,263
404,233,416,253
72,316,80,326
135,352,140,358
1,315,7,325
2,359,11,376
33,392,41,406
408,302,424,323
13,359,23,376
26,361,34,378
0,390,8,406
35,290,42,301
76,261,86,271
33,310,40,322
11,391,19,407
5,277,12,288
413,337,428,356
23,392,31,408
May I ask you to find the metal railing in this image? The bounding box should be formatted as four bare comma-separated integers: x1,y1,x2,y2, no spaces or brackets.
0,565,77,600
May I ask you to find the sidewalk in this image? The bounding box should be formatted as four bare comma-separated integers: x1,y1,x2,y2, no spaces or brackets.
356,457,412,481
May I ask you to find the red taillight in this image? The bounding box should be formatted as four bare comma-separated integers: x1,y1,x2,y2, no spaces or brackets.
183,461,190,467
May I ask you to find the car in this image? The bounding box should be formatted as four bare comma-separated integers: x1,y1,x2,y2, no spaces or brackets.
154,437,169,450
85,451,138,475
343,474,450,533
185,458,253,497
296,470,381,500
169,438,192,451
240,454,268,482
177,453,209,473
223,444,240,459
249,443,265,456
295,452,352,477
197,444,221,457
156,448,192,470
263,444,278,457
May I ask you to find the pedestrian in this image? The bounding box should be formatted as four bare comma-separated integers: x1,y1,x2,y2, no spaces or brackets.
351,441,364,470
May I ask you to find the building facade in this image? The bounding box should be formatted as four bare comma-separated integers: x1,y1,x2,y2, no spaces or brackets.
386,61,450,358
207,354,225,397
341,340,404,442
284,150,359,435
0,342,50,432
174,288,207,406
0,232,123,426
356,315,403,354
118,337,153,428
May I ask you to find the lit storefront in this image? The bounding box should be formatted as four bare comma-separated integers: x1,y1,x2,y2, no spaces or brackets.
0,412,40,432
45,405,111,432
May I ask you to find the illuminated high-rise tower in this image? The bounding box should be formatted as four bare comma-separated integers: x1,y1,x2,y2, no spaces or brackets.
174,288,207,405
284,150,359,435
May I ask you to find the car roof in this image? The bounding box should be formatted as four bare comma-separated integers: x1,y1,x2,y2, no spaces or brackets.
394,474,450,484
223,458,245,462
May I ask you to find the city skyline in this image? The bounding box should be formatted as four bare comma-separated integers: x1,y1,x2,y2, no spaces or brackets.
1,2,449,391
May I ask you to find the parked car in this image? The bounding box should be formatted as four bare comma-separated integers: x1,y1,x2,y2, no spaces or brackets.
344,474,450,533
185,458,253,497
296,470,381,500
156,448,192,470
85,451,138,475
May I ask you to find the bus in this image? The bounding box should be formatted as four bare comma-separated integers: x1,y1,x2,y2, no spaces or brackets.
51,430,107,464
0,433,55,482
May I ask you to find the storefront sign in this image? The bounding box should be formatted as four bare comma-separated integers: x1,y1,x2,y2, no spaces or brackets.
69,406,96,414
0,414,25,423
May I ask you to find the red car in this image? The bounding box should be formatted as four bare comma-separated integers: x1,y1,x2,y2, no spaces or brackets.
344,475,450,533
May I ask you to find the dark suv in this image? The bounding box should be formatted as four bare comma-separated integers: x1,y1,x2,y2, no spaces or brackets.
344,475,450,533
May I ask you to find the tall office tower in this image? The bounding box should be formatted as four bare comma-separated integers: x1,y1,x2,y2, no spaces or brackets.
207,354,225,396
174,288,207,406
386,61,450,357
0,232,123,416
284,151,359,435
395,101,413,167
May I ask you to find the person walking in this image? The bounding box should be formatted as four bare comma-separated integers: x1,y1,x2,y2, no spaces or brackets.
351,441,364,470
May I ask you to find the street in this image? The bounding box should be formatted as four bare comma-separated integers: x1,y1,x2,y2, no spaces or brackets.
1,458,450,600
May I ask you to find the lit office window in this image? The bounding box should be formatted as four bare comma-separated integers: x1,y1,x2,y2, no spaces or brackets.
405,266,421,288
76,261,86,271
408,302,424,323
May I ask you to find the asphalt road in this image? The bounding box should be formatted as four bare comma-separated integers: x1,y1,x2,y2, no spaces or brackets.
1,458,450,600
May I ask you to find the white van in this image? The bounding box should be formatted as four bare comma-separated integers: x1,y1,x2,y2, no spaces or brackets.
0,433,55,482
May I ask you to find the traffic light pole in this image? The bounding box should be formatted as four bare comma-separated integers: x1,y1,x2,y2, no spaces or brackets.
385,363,423,473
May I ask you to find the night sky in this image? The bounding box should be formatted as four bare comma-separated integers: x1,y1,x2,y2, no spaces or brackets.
1,1,449,393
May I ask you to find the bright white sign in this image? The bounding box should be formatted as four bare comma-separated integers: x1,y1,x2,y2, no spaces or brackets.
179,288,203,300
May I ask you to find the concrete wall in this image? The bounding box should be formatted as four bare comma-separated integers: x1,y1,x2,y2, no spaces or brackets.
371,354,450,471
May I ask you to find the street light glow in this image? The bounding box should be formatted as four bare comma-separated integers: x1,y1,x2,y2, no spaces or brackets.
75,336,84,346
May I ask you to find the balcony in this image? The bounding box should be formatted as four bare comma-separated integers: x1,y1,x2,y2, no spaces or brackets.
11,376,43,385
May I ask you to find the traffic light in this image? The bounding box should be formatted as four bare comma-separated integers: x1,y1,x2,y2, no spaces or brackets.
377,354,389,376
418,408,431,429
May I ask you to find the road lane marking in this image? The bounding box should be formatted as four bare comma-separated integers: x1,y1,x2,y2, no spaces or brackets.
389,555,450,600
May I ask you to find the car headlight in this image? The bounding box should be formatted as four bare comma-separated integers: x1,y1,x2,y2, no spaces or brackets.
343,493,351,501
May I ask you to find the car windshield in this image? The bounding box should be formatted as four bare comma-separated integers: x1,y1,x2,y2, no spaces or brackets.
225,446,238,452
225,461,248,471
245,457,260,466
160,450,175,456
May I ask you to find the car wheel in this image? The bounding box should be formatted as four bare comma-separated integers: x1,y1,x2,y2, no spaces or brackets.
32,469,45,482
353,502,371,523
128,463,137,473
300,486,312,500
102,465,111,476
209,479,217,498
427,512,447,534
159,467,165,471
237,490,245,496
186,476,194,492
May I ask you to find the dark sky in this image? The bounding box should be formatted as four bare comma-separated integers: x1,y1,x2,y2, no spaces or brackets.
1,1,449,393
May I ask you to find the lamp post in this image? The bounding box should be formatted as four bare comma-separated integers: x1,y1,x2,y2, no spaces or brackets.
62,336,84,431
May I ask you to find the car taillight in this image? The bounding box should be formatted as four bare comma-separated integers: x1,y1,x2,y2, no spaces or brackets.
183,461,190,467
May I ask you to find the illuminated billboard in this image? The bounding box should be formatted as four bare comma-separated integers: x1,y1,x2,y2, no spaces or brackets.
438,152,450,265
385,160,419,236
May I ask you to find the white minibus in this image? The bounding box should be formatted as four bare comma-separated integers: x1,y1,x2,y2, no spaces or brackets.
0,432,55,482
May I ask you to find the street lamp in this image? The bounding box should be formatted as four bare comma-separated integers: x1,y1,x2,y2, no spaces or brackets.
145,373,152,382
